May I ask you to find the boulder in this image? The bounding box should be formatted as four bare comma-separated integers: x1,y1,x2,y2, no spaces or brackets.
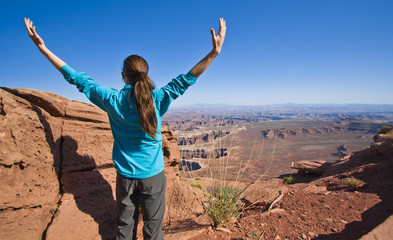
290,160,333,175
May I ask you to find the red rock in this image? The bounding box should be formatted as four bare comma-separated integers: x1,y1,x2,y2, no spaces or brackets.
0,88,61,238
0,87,203,240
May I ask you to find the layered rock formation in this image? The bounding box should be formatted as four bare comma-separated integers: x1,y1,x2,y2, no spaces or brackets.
177,130,230,145
0,87,203,240
180,148,227,159
163,118,236,132
261,125,348,138
260,122,378,139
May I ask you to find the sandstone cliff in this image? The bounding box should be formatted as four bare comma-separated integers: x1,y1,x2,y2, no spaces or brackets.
0,87,203,240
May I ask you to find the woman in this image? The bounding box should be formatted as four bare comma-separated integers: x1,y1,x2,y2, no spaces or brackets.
24,18,226,240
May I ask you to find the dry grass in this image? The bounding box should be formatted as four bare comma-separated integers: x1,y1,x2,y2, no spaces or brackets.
205,185,243,228
179,115,278,228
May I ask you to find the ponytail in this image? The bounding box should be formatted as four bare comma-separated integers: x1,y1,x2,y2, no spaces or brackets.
123,55,158,139
133,72,157,138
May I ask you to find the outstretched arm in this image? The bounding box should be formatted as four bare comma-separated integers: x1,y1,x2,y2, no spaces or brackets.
24,18,67,71
190,18,226,78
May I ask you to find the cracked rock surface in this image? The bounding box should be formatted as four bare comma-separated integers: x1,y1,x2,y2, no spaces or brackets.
0,87,203,240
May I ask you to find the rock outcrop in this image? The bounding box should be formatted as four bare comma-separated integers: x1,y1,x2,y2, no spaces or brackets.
180,148,227,160
290,160,333,175
178,130,230,145
0,87,203,240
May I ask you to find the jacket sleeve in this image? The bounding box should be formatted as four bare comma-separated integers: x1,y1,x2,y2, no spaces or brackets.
154,71,197,116
60,65,116,111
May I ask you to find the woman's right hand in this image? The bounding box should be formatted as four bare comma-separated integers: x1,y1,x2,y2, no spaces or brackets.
24,18,67,71
24,18,46,52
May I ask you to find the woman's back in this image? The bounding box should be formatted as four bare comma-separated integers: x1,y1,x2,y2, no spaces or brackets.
25,17,226,240
61,64,197,178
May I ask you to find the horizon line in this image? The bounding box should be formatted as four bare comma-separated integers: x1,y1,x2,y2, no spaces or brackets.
170,102,393,108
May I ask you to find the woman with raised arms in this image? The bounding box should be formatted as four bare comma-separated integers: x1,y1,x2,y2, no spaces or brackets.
24,17,226,240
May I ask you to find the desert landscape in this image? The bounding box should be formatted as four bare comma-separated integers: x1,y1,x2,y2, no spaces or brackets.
1,88,393,239
164,104,393,181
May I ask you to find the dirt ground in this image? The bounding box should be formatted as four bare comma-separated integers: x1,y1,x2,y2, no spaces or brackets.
164,142,393,240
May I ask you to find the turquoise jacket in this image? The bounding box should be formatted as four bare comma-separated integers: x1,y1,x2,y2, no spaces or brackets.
61,65,197,178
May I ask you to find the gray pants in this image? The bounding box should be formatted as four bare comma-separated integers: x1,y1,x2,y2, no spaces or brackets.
116,171,166,240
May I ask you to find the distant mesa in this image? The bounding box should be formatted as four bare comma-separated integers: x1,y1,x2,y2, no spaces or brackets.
261,126,346,138
178,130,230,145
260,123,379,139
180,148,227,160
179,160,201,171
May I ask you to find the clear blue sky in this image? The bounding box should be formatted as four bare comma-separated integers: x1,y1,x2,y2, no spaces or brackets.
1,0,392,106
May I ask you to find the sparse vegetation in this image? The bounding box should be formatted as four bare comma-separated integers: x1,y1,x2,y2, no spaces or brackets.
205,185,243,228
191,182,203,190
179,116,278,229
248,229,265,240
283,175,294,184
343,177,365,188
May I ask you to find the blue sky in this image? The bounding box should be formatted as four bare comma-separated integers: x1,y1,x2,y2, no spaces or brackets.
1,0,392,106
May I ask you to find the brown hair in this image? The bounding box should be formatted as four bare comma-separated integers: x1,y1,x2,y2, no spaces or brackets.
123,55,157,139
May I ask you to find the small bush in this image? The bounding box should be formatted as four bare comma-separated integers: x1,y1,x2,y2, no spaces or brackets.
191,182,203,190
205,185,242,228
343,177,365,188
248,229,264,240
377,126,392,134
283,175,294,185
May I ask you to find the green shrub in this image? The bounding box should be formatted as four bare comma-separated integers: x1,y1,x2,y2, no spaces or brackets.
205,185,242,228
191,182,203,190
343,177,365,188
283,175,294,185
